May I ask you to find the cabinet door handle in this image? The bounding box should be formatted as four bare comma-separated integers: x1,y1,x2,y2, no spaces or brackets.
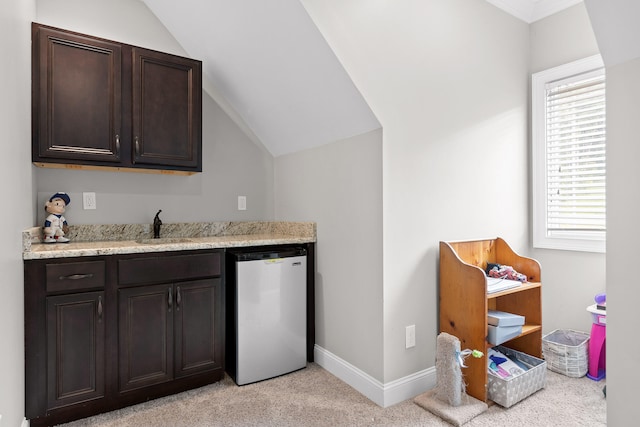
134,137,140,156
115,134,120,155
59,273,93,281
176,286,181,310
97,296,103,321
168,287,173,311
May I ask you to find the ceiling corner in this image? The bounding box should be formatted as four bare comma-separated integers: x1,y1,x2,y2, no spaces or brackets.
485,0,584,23
485,0,535,22
530,0,584,22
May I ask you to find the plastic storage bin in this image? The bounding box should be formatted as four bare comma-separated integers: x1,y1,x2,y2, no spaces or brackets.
542,329,590,378
487,346,547,408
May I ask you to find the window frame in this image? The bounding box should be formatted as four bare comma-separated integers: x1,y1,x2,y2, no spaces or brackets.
532,54,606,253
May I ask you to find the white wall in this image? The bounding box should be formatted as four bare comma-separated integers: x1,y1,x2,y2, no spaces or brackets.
0,1,36,425
301,0,530,383
602,54,640,427
530,4,601,74
580,2,640,422
275,129,384,379
529,4,605,335
34,0,274,226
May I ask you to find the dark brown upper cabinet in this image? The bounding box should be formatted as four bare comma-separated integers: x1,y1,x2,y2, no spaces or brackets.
32,23,202,174
32,25,122,164
131,47,201,169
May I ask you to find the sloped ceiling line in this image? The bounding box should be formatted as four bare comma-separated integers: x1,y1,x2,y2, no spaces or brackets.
143,0,380,157
142,0,584,157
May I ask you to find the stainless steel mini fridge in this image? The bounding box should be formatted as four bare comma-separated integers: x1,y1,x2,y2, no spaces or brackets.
226,247,307,385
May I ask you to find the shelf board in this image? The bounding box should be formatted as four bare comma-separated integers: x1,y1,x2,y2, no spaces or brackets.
485,324,541,349
521,324,541,336
487,281,541,299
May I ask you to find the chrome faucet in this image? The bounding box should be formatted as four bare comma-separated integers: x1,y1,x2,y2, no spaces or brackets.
153,210,162,238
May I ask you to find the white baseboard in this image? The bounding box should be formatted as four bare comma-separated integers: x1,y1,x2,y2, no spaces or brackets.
313,345,436,408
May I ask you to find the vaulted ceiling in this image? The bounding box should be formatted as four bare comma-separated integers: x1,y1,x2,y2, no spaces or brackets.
142,0,380,157
142,1,627,158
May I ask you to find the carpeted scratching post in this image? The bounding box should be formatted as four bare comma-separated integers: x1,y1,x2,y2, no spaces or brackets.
434,332,463,406
414,332,488,426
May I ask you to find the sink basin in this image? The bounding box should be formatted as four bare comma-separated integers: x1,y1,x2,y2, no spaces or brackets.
135,237,194,245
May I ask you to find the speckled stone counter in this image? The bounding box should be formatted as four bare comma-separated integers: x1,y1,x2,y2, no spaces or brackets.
23,221,316,260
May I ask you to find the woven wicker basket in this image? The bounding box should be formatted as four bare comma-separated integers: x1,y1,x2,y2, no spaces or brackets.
542,329,590,378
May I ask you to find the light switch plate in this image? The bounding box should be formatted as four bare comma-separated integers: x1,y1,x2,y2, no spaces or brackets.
83,192,97,210
238,196,247,211
406,325,416,348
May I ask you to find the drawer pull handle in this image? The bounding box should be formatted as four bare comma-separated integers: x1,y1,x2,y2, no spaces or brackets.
115,134,120,155
59,273,94,281
176,286,181,310
135,137,140,156
168,287,173,310
97,296,103,321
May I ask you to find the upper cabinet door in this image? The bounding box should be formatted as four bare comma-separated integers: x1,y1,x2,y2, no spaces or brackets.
33,24,122,163
132,47,202,170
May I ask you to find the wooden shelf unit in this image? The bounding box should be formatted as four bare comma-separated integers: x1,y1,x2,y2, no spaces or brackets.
439,237,542,402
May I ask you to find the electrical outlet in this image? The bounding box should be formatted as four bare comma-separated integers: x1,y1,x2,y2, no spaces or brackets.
406,325,416,349
83,192,97,210
238,196,247,211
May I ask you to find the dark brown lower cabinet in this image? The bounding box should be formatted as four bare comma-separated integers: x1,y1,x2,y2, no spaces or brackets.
46,292,105,410
174,279,222,378
119,283,174,391
25,250,224,427
118,279,222,392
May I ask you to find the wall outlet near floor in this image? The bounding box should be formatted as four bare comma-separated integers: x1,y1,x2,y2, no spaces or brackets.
406,324,416,348
82,192,97,210
238,196,247,211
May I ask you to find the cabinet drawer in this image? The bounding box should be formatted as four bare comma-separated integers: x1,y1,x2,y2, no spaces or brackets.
46,261,106,293
118,252,221,286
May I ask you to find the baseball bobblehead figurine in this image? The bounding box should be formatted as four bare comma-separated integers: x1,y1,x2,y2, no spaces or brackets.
43,192,71,243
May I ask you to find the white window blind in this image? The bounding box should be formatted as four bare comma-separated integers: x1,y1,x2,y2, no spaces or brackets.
532,55,606,252
545,71,606,234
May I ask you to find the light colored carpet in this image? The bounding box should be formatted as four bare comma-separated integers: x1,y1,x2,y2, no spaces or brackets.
414,390,487,426
60,363,606,426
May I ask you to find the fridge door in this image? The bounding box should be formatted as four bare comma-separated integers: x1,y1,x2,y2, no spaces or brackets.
236,255,307,385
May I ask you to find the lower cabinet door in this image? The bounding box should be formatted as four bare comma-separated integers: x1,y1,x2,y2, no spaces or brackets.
46,292,105,410
118,284,174,391
174,278,223,378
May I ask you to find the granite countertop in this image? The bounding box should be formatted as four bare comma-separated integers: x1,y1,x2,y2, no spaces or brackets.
23,221,316,260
